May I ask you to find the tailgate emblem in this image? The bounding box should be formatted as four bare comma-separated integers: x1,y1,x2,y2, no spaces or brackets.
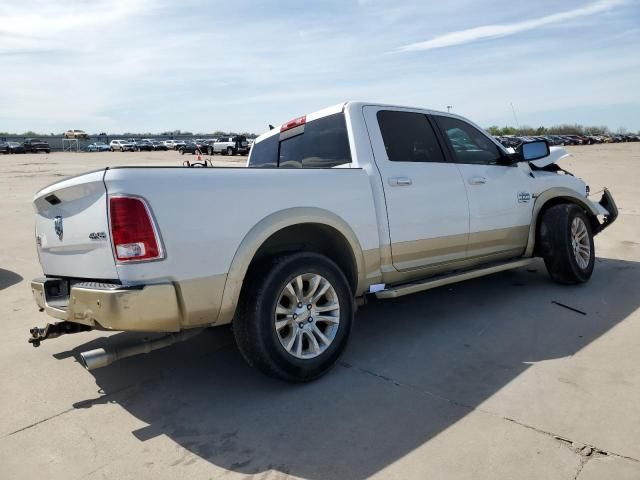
54,216,63,240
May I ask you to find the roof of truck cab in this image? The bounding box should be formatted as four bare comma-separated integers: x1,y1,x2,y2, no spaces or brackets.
252,101,467,145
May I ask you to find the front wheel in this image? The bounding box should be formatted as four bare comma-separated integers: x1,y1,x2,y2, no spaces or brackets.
539,204,595,284
234,252,354,382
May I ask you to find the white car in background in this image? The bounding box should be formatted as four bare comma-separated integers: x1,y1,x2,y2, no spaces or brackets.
109,139,134,152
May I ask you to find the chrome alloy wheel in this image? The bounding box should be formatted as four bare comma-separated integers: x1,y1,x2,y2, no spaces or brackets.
571,217,591,269
274,273,341,360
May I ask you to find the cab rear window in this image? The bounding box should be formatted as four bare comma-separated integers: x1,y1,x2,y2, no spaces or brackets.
248,113,352,169
248,133,278,168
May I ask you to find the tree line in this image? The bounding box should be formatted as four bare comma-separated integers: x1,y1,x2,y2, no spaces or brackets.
485,124,637,136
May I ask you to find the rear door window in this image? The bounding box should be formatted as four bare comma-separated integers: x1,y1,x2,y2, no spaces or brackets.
376,110,445,163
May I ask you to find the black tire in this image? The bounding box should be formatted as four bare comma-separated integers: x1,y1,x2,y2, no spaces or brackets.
208,147,213,156
180,149,185,155
234,252,354,382
538,204,595,284
226,147,234,156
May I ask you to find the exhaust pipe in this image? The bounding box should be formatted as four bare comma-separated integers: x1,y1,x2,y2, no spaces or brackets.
79,329,203,371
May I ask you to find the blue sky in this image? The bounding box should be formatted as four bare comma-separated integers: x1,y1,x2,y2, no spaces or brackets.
1,0,639,134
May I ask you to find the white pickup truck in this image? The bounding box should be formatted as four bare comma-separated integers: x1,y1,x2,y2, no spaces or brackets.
30,102,617,382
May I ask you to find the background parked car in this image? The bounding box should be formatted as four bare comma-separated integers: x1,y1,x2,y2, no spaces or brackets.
7,141,26,154
63,129,89,139
201,139,216,155
151,141,168,151
0,142,9,154
109,139,135,152
178,141,201,155
86,142,110,152
23,138,50,153
133,139,155,151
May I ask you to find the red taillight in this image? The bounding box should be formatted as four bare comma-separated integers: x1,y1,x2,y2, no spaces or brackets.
280,115,306,133
109,196,163,262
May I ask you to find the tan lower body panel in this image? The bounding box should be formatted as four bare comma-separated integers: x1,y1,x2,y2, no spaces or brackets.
466,225,529,259
174,274,227,327
390,233,468,271
381,225,529,286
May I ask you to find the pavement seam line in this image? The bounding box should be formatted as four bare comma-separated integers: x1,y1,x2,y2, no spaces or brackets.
4,382,142,438
338,361,640,465
4,340,236,438
5,406,76,437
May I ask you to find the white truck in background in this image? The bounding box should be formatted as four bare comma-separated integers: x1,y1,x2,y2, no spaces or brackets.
204,135,250,155
30,102,617,381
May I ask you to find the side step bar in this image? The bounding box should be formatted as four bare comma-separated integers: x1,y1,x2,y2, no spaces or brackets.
375,259,532,299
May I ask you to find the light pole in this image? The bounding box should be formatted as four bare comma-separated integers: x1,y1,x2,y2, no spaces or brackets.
446,105,453,113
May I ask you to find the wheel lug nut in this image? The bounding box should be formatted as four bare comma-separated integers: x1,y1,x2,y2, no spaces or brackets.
307,304,312,310
308,317,313,323
298,323,303,328
297,302,302,308
293,313,297,319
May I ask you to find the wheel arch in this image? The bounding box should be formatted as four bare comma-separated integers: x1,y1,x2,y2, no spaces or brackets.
216,207,368,325
525,187,600,257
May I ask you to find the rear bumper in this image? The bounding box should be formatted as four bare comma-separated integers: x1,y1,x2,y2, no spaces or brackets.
31,278,181,332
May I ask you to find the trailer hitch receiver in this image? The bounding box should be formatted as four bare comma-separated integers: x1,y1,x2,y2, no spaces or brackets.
28,322,92,347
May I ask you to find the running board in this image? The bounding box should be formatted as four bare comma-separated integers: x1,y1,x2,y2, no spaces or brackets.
375,259,532,299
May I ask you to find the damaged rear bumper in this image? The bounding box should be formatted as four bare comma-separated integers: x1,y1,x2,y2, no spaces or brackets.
31,278,181,332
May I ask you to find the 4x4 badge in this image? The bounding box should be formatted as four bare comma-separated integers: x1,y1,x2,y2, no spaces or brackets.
54,216,63,240
518,192,531,203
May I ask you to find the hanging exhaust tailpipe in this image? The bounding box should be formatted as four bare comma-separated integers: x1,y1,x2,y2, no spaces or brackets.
79,329,203,371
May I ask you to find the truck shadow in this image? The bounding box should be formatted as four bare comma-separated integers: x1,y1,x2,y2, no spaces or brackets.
0,268,23,291
57,257,640,479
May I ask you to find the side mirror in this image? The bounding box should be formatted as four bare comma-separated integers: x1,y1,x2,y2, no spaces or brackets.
518,140,550,161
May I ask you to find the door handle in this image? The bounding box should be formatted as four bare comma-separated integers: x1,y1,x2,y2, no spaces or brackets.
389,176,412,187
468,176,487,185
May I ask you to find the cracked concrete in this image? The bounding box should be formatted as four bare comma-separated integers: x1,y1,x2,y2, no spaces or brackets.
1,144,640,479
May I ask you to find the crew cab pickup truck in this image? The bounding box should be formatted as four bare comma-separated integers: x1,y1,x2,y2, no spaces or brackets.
30,102,617,382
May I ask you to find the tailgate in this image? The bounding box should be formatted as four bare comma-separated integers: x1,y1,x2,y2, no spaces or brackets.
34,170,118,280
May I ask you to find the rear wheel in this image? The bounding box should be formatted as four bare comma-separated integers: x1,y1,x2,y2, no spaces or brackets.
226,147,234,156
539,204,595,284
234,252,354,382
